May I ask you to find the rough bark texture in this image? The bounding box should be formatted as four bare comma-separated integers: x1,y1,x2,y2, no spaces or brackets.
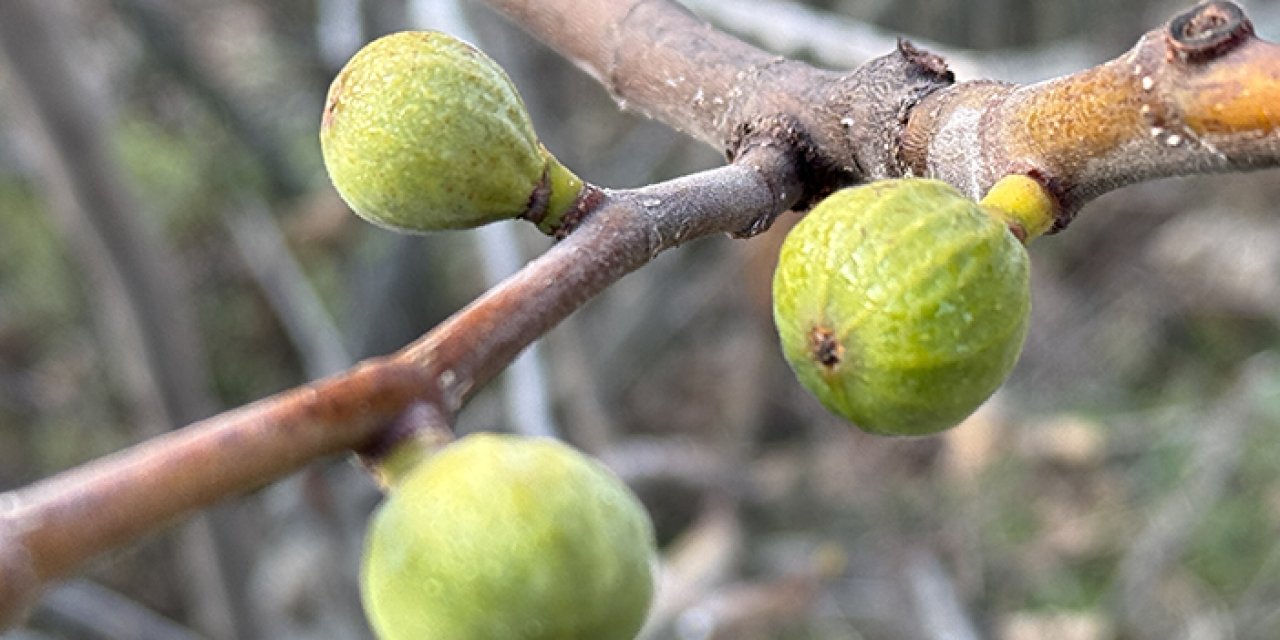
490,0,1279,231
482,0,954,215
901,1,1280,230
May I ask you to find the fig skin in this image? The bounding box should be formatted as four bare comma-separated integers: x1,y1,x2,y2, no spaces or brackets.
772,179,1031,436
320,31,582,234
360,433,656,640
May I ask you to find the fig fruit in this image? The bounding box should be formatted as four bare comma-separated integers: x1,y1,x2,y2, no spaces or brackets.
321,31,583,234
772,178,1031,436
360,433,656,640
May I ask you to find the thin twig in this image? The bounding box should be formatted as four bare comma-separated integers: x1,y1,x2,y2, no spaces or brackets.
1115,355,1275,639
904,547,982,640
226,199,353,379
33,579,203,640
397,149,804,415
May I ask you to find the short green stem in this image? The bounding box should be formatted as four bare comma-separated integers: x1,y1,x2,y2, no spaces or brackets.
979,173,1057,244
529,149,587,236
360,402,456,490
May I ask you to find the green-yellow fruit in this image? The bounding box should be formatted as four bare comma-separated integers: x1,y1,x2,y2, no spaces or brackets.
320,31,583,234
772,179,1031,436
361,433,656,640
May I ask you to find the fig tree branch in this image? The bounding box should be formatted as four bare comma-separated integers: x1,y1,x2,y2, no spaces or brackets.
904,0,1280,229
490,0,1279,227
483,0,954,215
0,146,802,629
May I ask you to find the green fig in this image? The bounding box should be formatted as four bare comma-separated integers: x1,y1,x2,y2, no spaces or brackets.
361,433,656,640
320,31,583,234
772,178,1031,436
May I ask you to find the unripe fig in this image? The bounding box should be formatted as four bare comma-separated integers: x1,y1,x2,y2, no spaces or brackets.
772,178,1030,436
321,31,583,234
361,433,656,640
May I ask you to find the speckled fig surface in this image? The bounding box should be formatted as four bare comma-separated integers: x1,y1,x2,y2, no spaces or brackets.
361,433,656,640
320,31,581,233
772,179,1031,436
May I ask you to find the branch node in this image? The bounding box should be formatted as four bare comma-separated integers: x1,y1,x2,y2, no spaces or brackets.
356,401,455,474
726,115,823,236
835,41,955,184
1167,1,1253,63
548,185,607,240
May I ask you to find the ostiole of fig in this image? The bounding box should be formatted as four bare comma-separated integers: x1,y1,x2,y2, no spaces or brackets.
772,178,1031,436
320,30,586,236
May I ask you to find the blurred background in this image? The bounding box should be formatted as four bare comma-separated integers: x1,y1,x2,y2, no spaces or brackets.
2,0,1280,638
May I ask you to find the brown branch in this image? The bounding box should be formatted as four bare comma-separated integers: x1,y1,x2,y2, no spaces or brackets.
0,359,432,629
902,0,1280,230
0,146,802,629
397,149,802,405
481,0,954,213
493,0,1278,228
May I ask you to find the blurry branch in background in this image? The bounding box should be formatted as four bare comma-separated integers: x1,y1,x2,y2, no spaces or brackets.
107,0,361,381
316,0,365,71
107,0,308,200
0,1,244,637
904,548,981,640
0,0,214,437
1115,355,1275,639
225,199,352,379
32,579,202,640
681,0,1099,82
643,500,744,638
